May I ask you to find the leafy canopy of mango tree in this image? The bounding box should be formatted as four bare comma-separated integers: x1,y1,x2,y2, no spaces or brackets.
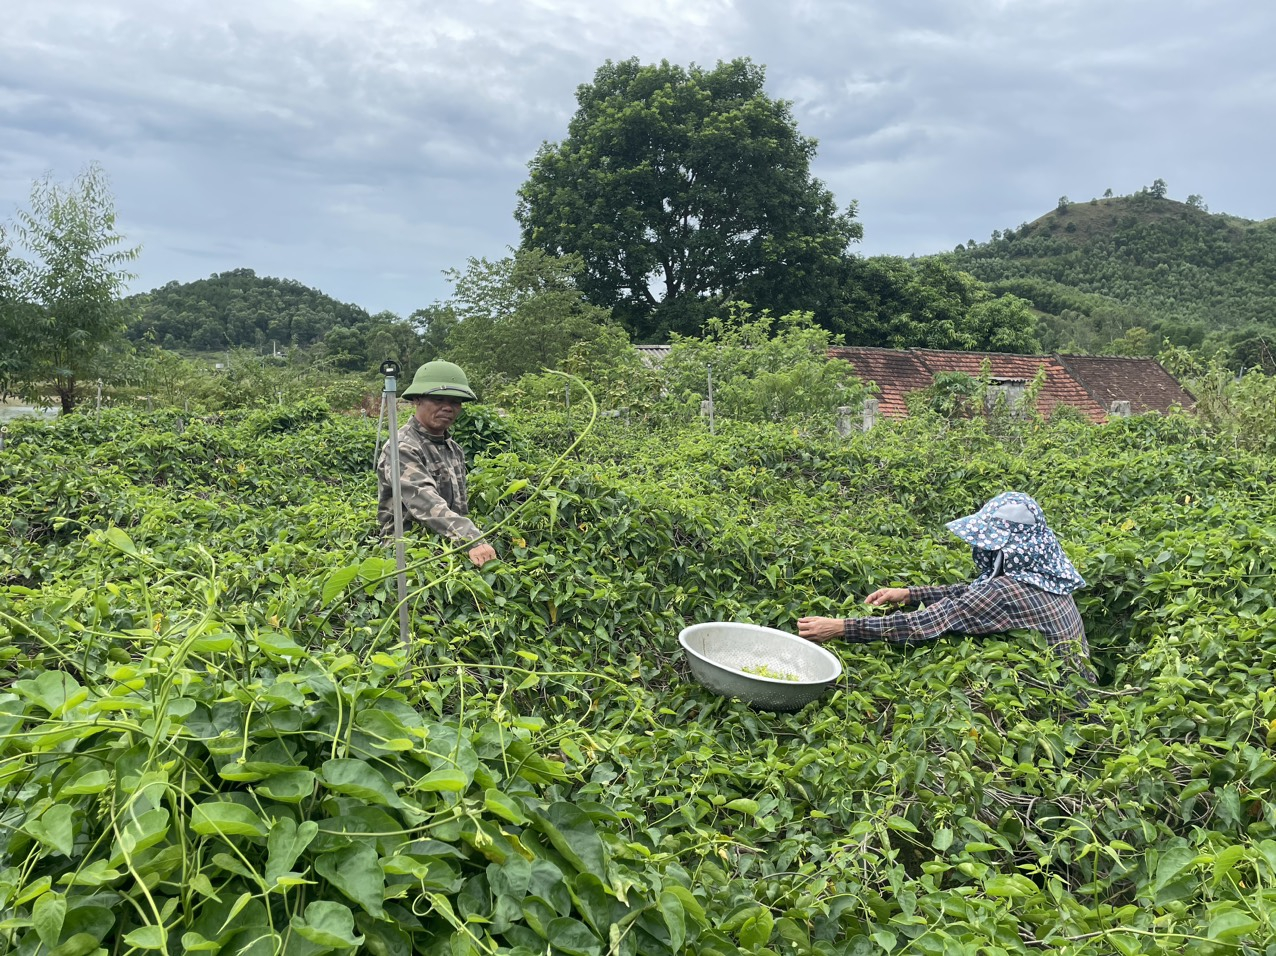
516,57,862,342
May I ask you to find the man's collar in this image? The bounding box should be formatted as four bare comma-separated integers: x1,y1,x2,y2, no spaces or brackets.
409,416,450,443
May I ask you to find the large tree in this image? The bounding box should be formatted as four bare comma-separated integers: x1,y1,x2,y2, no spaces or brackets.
0,165,139,413
516,57,861,341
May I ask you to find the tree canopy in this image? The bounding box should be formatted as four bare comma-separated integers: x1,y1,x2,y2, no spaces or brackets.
833,257,1040,353
0,164,139,413
516,57,861,341
441,248,622,389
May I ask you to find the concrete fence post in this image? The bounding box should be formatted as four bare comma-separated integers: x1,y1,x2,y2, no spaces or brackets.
862,397,880,431
836,406,854,438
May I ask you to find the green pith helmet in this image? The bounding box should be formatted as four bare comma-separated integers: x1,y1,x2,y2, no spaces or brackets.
401,361,479,402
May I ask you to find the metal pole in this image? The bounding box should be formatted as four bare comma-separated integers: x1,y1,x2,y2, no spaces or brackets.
382,363,411,649
707,363,715,436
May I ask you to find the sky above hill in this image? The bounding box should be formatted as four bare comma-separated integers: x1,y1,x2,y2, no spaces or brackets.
3,0,1273,320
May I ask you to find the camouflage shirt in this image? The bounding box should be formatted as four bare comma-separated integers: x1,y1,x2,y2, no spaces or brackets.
376,417,484,544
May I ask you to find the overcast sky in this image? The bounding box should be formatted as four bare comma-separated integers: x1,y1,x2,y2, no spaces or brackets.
3,0,1273,318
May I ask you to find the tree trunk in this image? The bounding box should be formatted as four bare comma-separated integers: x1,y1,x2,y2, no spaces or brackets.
57,377,77,415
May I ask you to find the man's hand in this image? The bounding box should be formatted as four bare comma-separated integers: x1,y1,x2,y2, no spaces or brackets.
797,616,842,643
468,543,497,567
865,587,909,606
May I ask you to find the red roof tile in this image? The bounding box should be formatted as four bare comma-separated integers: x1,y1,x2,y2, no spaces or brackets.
1055,355,1195,414
827,348,1110,421
827,347,933,418
913,350,1107,422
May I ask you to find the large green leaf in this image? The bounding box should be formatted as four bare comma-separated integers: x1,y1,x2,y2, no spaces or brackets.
483,788,528,825
417,768,469,793
32,891,67,947
659,889,686,952
290,901,364,948
266,818,319,886
314,844,386,919
532,803,606,877
23,804,76,856
12,671,88,717
322,565,360,604
544,916,601,956
319,758,404,807
256,770,317,803
111,808,171,865
190,801,268,838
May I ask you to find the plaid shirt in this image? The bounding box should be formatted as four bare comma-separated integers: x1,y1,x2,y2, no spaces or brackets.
842,578,1095,682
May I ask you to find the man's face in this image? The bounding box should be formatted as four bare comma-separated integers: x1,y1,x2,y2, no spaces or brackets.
414,396,463,434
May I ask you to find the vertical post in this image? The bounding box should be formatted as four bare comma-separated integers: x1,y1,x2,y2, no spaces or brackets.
277,391,283,406
96,380,103,414
146,395,152,413
706,363,715,436
0,426,6,452
382,363,412,649
862,397,880,432
836,406,854,438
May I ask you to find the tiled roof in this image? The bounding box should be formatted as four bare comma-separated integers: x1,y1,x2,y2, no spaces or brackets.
826,348,1114,422
913,350,1107,422
1055,354,1195,414
634,344,1191,423
826,347,933,418
634,345,672,366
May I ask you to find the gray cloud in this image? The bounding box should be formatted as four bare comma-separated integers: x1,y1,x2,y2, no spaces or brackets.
2,0,1273,317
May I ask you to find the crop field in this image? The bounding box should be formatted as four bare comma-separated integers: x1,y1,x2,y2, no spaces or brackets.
1,402,1274,955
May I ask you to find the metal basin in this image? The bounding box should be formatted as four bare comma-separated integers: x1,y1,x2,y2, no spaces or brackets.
678,622,843,711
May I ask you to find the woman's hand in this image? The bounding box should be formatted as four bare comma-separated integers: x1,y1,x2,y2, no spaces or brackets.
865,587,909,606
797,616,843,643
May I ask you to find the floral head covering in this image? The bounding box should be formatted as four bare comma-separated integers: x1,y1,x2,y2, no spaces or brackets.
945,491,1086,595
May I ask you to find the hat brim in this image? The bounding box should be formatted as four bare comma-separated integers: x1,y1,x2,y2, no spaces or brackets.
946,514,1012,551
402,385,478,401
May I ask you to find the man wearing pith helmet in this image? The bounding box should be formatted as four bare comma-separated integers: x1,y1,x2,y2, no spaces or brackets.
376,360,497,567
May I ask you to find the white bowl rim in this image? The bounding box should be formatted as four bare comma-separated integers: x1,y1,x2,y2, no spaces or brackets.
678,621,843,685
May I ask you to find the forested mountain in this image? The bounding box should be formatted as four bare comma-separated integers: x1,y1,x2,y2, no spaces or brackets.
943,192,1276,368
124,268,372,352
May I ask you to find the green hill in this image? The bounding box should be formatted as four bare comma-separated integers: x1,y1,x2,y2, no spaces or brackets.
125,268,372,353
942,194,1276,369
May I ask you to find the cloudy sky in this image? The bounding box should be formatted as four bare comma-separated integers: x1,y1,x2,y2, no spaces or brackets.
3,0,1273,318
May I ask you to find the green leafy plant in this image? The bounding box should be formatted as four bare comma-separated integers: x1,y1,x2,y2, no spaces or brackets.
3,402,1276,954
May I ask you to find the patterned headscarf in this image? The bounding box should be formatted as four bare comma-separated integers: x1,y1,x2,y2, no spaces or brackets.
945,491,1086,595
